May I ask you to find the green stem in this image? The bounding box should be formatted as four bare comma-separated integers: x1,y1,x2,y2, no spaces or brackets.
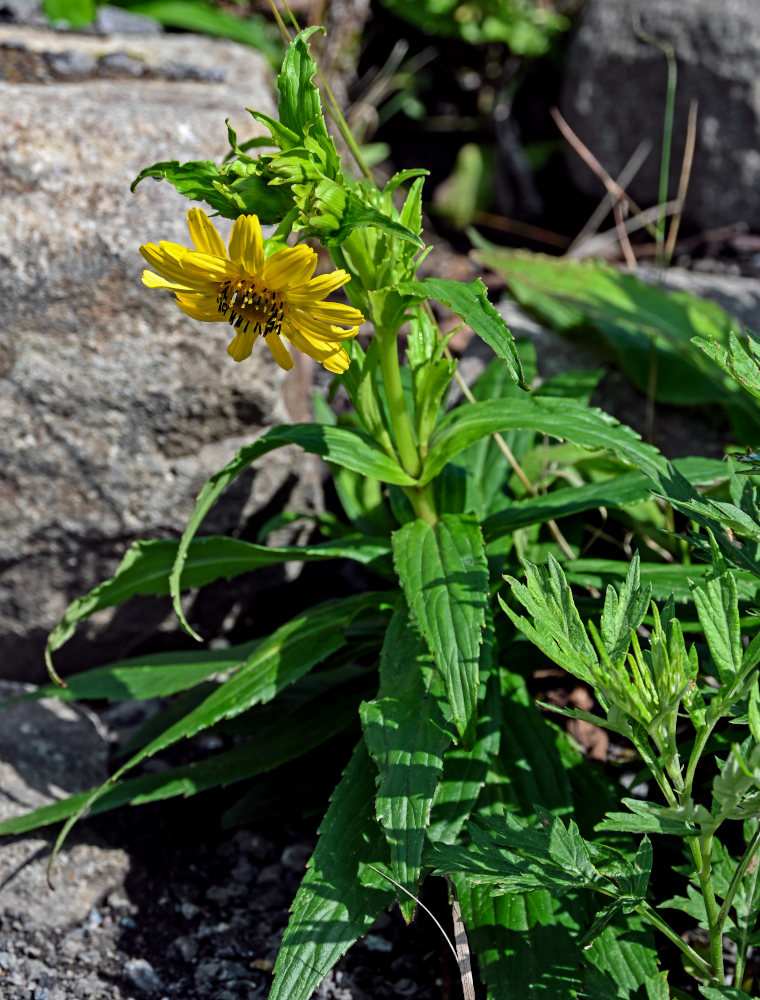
684,724,715,801
378,326,422,481
731,823,760,990
403,485,437,525
691,832,725,982
636,900,715,983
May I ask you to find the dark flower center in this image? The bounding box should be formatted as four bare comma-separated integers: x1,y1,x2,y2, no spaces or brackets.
217,278,284,338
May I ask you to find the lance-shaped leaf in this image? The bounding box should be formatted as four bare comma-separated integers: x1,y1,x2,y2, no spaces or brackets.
422,396,667,487
46,592,394,865
170,422,412,638
45,534,391,668
483,456,726,541
269,740,394,1000
392,514,489,746
0,669,362,836
360,606,452,920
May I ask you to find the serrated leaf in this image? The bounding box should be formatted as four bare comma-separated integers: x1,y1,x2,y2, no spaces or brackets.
402,277,526,389
600,552,652,666
422,396,667,488
45,533,391,665
455,882,584,1000
690,537,743,685
269,740,394,1000
170,423,412,638
0,671,361,836
427,655,501,846
47,593,393,858
584,919,662,994
392,514,488,746
275,26,337,172
360,606,452,920
502,554,598,685
595,798,698,837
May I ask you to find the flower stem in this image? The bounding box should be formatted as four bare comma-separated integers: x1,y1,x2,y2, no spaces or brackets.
378,326,422,481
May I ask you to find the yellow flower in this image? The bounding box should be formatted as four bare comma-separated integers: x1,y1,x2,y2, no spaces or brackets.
140,209,364,373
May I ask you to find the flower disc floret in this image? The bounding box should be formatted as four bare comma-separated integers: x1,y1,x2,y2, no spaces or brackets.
140,209,364,373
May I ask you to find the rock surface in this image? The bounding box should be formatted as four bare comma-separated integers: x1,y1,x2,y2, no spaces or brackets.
560,0,760,234
0,24,320,681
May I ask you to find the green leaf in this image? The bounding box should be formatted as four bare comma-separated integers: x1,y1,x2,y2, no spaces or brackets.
114,0,279,55
427,648,501,846
429,808,609,897
44,0,94,26
483,457,726,541
477,248,760,440
275,27,338,173
690,536,743,685
455,883,584,1000
584,919,662,996
0,669,362,836
46,533,391,665
695,330,760,403
595,798,699,837
170,423,412,638
402,277,526,389
360,606,452,920
47,592,393,860
563,559,760,606
269,740,394,1000
699,987,751,999
502,554,598,685
600,552,652,666
392,514,489,746
35,641,257,703
422,396,667,488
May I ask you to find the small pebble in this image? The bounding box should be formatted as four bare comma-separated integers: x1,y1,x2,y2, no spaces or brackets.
125,957,163,996
280,844,312,872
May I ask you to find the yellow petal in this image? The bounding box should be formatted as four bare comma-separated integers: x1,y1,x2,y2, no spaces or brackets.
227,326,257,362
286,270,350,304
322,346,350,373
228,215,264,276
175,293,221,320
142,269,190,292
187,208,227,257
181,251,235,283
264,332,295,371
140,243,190,284
262,245,317,289
301,300,365,327
290,309,360,341
283,322,342,361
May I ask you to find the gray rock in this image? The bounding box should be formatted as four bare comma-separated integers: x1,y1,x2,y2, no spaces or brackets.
0,681,130,929
0,26,321,681
559,0,760,234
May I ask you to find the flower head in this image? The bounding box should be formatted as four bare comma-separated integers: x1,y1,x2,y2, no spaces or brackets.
140,209,364,373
